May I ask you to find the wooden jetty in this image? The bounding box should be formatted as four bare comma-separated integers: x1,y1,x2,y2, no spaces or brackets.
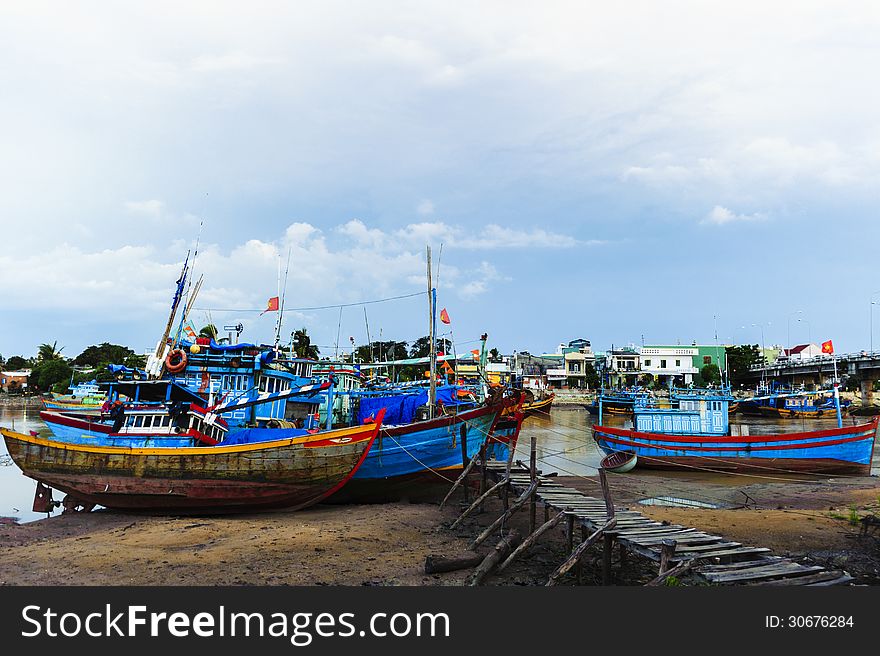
445,440,852,586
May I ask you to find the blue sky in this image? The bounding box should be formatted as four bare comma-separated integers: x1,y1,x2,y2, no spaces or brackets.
2,2,879,361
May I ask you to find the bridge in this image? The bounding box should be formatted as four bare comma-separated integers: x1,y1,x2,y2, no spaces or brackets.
742,351,880,404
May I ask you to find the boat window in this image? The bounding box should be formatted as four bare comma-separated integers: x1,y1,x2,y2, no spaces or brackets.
134,416,143,428
143,416,152,428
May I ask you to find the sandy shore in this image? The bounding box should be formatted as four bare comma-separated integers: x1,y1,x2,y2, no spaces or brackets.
2,467,878,586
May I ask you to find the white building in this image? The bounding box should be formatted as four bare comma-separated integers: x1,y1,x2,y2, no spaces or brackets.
640,346,699,384
778,343,823,362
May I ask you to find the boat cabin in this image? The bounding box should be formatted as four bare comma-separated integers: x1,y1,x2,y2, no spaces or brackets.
633,388,732,436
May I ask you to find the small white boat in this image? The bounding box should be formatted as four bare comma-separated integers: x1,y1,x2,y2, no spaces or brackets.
600,450,637,473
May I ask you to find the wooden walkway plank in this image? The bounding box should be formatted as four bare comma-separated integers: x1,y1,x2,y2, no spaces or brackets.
702,563,823,583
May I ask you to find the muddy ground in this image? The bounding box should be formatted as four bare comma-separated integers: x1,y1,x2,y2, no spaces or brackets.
1,466,879,585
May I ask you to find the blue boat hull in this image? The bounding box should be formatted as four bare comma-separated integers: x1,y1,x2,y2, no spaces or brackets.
354,404,502,481
593,419,878,474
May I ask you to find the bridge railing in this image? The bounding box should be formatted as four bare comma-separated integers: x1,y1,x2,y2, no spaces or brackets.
748,350,880,371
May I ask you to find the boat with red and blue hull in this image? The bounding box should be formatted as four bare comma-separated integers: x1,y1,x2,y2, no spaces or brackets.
593,385,877,475
593,419,878,475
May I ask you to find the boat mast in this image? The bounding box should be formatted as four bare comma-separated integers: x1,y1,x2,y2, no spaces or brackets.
149,253,190,378
427,245,436,418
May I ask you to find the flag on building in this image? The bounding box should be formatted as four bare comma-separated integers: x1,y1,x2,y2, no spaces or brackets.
440,308,451,324
260,296,280,315
821,340,834,354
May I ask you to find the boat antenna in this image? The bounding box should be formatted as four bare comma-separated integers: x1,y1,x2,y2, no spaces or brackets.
334,306,343,360
427,245,437,418
174,220,204,346
363,306,372,363
274,246,292,352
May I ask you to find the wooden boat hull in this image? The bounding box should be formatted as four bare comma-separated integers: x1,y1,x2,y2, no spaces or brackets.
593,418,878,475
522,394,554,418
758,405,848,419
1,422,380,513
485,411,526,462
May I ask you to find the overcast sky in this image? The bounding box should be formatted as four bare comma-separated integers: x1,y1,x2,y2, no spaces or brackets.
2,2,879,360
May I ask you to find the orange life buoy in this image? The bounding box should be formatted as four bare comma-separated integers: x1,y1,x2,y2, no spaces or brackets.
165,348,188,374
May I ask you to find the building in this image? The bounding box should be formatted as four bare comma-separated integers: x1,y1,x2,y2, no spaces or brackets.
603,347,641,387
778,343,823,362
650,343,727,372
562,339,596,389
0,369,31,393
640,346,699,385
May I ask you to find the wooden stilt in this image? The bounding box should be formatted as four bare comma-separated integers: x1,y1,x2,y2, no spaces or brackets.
566,514,574,554
460,424,469,502
598,467,614,519
529,435,537,534
646,558,697,586
578,525,588,584
602,532,614,585
497,511,565,573
659,539,677,575
469,480,538,550
450,477,509,530
467,529,522,586
425,552,484,574
439,453,480,510
546,518,616,586
502,429,516,513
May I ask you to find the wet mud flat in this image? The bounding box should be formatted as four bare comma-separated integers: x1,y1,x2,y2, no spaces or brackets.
2,469,879,586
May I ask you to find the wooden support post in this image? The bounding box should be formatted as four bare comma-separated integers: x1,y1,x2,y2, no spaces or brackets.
469,480,539,550
546,518,616,586
646,558,697,586
544,504,550,523
602,532,614,585
566,514,575,554
450,477,509,530
502,428,516,514
619,542,628,570
467,529,522,586
425,552,484,574
529,435,537,534
598,467,614,519
479,444,487,497
439,453,480,510
460,424,469,502
497,511,566,573
659,539,677,575
578,525,588,584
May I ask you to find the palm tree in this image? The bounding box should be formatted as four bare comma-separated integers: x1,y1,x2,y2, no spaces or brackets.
198,324,219,339
37,341,64,362
292,328,319,359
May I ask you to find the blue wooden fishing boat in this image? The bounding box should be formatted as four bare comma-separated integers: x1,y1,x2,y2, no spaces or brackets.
593,386,877,474
739,384,851,418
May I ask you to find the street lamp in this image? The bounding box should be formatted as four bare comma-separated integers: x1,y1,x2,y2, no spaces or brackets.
752,322,771,385
787,310,803,360
797,318,811,348
871,291,880,355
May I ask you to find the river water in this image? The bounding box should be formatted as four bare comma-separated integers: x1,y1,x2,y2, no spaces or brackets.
1,405,877,523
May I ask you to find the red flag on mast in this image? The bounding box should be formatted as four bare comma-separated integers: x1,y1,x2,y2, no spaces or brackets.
260,296,280,315
439,308,451,324
821,340,834,354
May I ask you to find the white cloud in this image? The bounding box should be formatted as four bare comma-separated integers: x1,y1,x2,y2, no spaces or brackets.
124,199,165,218
701,205,766,226
416,199,435,216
